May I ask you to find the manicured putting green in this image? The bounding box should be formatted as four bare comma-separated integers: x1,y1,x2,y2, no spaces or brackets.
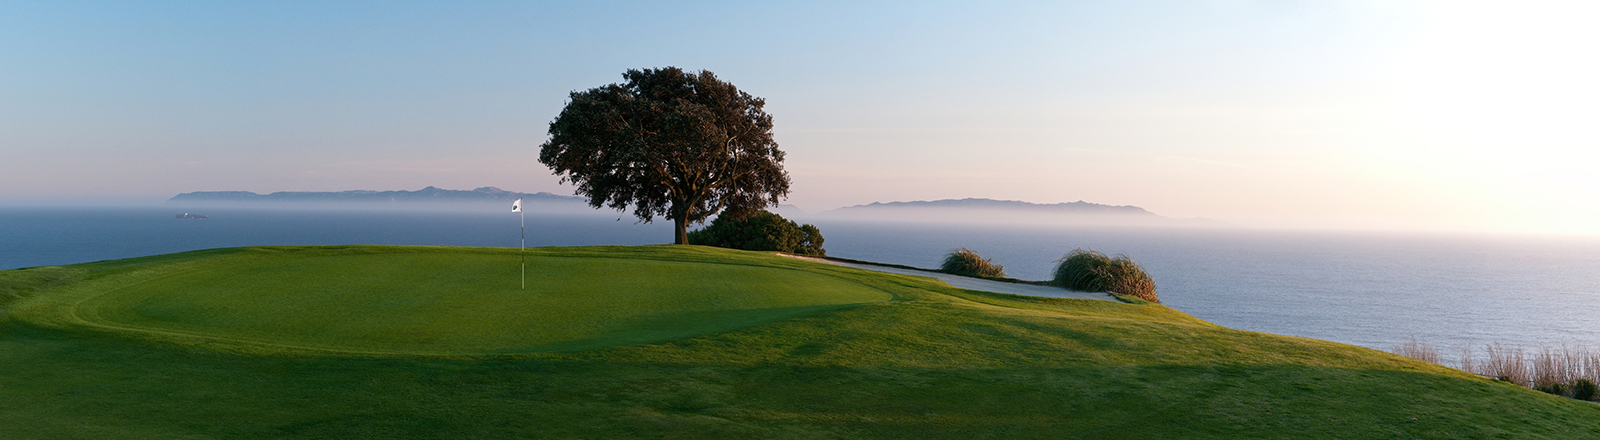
71,248,891,354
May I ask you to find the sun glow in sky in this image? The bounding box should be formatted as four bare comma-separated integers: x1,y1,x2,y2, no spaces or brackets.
1,1,1596,234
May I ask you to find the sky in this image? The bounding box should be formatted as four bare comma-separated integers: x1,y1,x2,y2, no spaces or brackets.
2,1,1597,234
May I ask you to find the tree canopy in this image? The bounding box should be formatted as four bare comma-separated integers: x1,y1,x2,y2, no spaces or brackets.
539,67,790,244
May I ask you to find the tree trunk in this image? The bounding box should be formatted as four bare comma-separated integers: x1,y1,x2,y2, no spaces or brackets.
674,216,689,245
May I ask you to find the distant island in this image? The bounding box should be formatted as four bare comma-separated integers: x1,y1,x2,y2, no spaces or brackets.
820,198,1222,226
829,198,1154,215
169,186,588,206
167,189,1220,226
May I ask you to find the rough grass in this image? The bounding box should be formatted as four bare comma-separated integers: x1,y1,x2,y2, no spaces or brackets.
3,245,1600,439
1054,248,1159,302
939,248,1006,279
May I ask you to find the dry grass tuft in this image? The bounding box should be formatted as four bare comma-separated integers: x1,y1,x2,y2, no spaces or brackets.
1053,248,1158,303
940,248,1007,279
1393,338,1440,364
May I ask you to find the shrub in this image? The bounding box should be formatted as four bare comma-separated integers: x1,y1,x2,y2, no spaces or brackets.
940,248,1006,279
688,210,825,256
1053,248,1158,303
1535,382,1570,396
1574,379,1598,401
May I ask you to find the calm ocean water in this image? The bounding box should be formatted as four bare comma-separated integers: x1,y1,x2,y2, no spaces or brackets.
812,220,1600,357
5,206,1600,357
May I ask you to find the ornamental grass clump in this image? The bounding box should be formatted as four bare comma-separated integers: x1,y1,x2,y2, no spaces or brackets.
1053,248,1158,303
1532,346,1571,395
1480,342,1530,387
1392,338,1441,364
940,248,1006,279
1458,341,1600,401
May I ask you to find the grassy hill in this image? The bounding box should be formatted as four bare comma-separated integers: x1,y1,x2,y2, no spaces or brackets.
2,245,1598,438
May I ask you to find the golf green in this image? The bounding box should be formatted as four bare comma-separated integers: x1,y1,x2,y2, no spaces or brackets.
9,245,1600,438
64,247,892,354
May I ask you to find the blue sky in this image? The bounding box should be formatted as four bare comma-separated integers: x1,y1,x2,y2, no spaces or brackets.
3,1,1596,233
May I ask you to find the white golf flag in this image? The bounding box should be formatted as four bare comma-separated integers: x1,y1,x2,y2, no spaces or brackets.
511,198,522,213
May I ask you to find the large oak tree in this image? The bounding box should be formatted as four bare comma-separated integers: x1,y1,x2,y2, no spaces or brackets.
539,67,790,244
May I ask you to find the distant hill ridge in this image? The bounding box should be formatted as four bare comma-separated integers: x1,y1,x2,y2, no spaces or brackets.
822,197,1222,226
169,186,586,204
829,198,1156,216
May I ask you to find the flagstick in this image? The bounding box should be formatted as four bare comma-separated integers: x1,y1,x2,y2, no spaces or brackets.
520,205,525,290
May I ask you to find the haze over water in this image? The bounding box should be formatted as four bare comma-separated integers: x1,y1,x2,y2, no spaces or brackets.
7,205,1599,361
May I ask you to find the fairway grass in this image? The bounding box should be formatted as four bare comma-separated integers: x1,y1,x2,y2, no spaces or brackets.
4,245,1600,438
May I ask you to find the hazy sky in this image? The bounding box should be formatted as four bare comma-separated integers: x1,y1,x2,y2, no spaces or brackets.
3,1,1597,234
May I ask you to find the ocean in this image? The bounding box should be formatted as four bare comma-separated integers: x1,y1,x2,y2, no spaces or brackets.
814,221,1600,357
5,205,1600,358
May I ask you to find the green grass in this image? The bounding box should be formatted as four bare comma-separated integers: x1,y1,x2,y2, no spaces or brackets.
33,246,887,355
3,245,1599,438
